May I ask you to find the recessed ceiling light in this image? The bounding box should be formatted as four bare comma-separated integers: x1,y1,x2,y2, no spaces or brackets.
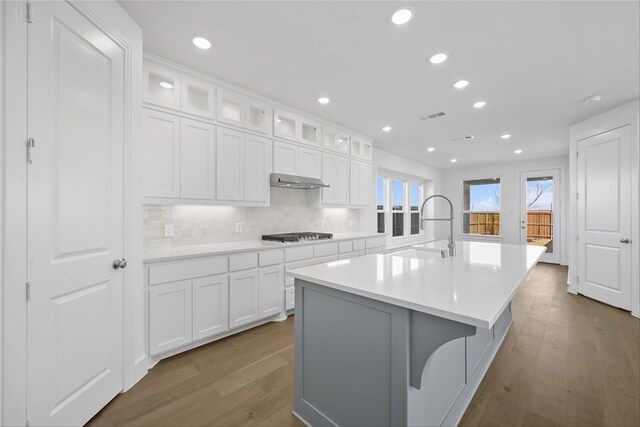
391,7,414,25
514,149,523,154
427,147,435,152
473,101,487,109
584,95,602,103
192,37,212,50
159,81,174,89
382,126,392,132
500,134,511,140
429,52,449,64
318,97,330,104
450,158,458,163
453,80,469,89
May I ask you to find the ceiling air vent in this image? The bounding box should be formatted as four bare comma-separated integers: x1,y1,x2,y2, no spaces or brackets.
417,111,447,121
452,135,475,141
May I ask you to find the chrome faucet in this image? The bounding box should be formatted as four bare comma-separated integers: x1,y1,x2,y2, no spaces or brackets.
419,194,456,256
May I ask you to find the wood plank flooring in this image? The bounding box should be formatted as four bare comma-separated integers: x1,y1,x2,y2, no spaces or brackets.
87,264,639,427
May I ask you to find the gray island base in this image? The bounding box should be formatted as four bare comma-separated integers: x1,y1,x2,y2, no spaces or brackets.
293,280,512,427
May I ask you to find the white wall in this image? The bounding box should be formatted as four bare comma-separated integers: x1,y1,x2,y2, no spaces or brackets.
370,148,445,247
442,156,570,265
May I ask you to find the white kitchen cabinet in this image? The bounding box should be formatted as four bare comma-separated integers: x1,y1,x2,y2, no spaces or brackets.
351,136,373,161
142,109,180,198
244,134,271,202
245,97,272,134
180,75,216,119
322,153,350,205
216,127,244,201
217,88,245,127
300,117,321,146
273,141,298,175
259,265,284,318
323,127,350,155
180,119,215,200
350,159,373,206
144,61,181,110
298,146,322,179
273,141,322,179
229,270,260,328
192,275,229,341
149,281,192,356
274,109,299,141
216,128,271,203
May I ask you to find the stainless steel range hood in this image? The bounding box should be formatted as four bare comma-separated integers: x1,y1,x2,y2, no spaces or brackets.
270,173,329,190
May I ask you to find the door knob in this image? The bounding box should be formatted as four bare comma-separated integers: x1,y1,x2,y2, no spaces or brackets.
112,258,127,269
620,239,630,244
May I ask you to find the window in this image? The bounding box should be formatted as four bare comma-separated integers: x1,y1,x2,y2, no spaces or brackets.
463,178,501,235
376,177,385,233
391,180,405,237
410,183,421,235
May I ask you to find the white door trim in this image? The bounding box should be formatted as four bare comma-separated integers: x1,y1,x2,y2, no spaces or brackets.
569,99,640,318
519,168,562,264
1,1,144,425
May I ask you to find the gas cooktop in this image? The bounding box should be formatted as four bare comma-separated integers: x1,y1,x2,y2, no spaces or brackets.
261,232,333,243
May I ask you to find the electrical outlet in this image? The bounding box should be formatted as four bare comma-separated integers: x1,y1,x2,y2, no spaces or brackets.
164,224,173,237
235,222,243,233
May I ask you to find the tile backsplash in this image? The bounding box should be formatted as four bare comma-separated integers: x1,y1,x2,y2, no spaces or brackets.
143,188,362,249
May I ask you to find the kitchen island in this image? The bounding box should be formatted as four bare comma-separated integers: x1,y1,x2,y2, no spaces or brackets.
288,241,545,427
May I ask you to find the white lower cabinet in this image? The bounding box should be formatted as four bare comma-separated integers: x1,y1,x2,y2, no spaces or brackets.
192,274,229,341
259,265,284,317
229,269,260,328
285,287,295,310
149,281,192,356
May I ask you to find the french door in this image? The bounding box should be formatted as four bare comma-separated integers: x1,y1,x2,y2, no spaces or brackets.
27,1,126,425
520,169,561,264
576,126,632,310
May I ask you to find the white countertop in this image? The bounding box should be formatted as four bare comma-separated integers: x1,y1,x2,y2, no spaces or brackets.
143,232,386,262
287,240,546,329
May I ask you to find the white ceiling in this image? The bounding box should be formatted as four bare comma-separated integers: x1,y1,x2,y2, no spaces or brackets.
119,1,640,169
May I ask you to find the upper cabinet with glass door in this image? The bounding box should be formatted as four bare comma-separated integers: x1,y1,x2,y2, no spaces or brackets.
217,89,273,134
351,136,373,161
323,127,350,155
144,61,182,110
181,75,216,120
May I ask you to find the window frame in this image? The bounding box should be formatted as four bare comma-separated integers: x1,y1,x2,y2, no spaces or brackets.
377,174,426,242
460,176,503,238
376,176,387,234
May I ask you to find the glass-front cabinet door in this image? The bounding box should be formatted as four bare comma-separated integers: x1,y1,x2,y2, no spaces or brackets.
274,110,299,141
181,76,216,119
245,97,272,134
144,62,181,110
217,89,245,127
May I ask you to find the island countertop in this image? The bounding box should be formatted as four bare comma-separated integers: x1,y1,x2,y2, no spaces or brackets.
288,240,545,329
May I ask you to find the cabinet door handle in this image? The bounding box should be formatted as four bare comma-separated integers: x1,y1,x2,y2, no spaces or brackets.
620,239,630,244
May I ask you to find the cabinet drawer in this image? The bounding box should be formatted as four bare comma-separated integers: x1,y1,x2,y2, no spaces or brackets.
148,257,227,285
259,250,284,267
365,236,386,249
285,245,314,262
314,243,338,258
285,287,295,310
338,241,352,254
339,250,365,260
229,253,258,271
352,239,365,251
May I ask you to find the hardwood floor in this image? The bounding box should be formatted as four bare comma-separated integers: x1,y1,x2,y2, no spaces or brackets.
87,264,640,427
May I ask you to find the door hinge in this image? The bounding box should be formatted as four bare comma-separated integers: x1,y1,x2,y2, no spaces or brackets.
26,2,32,23
575,276,579,284
576,234,580,242
576,151,579,159
27,137,35,164
26,281,31,302
576,192,579,200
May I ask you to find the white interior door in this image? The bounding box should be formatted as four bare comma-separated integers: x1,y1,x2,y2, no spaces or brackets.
27,2,126,425
519,169,561,264
577,126,632,310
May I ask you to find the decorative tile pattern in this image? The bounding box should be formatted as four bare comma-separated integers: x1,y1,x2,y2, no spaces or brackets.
143,188,361,248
